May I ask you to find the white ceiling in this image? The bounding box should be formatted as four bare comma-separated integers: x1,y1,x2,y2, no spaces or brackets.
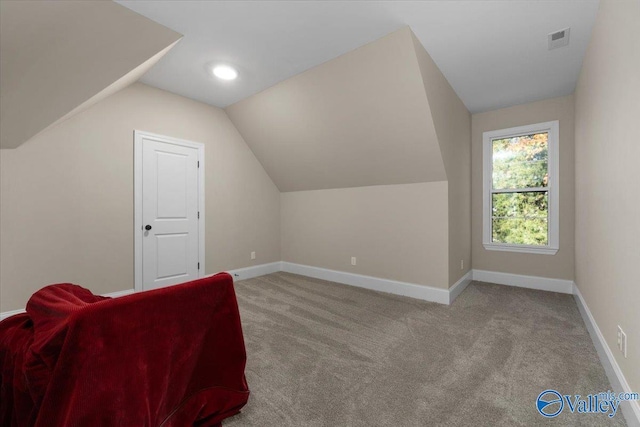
117,0,599,113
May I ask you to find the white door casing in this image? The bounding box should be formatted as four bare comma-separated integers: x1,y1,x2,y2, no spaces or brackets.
134,131,205,292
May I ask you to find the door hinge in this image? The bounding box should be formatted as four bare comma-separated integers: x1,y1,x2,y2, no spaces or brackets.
198,262,200,270
197,211,200,219
197,161,200,168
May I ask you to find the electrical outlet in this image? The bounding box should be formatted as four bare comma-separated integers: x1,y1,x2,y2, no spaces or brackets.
617,326,627,358
460,260,464,270
617,328,621,350
351,257,357,266
251,251,256,260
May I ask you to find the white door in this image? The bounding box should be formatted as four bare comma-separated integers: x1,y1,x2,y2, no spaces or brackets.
135,131,204,291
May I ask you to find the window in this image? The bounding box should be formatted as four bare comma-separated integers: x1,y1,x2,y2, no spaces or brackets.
483,121,559,255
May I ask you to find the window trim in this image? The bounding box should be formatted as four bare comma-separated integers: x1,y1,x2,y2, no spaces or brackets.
482,120,559,255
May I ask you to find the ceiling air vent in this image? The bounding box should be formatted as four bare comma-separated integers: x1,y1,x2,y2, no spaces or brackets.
548,28,570,50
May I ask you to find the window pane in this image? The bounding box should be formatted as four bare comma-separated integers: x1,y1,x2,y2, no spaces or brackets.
492,191,548,245
492,132,548,190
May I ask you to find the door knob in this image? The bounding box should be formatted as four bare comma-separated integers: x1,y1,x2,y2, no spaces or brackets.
145,225,152,231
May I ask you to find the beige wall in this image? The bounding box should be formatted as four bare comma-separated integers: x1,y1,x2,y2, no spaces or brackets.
412,34,471,287
281,182,449,289
226,27,445,192
228,27,467,289
574,0,640,395
0,1,181,149
471,95,575,280
0,83,280,312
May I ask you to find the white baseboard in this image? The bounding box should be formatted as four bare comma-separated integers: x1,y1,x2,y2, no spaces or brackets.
226,261,282,282
3,266,573,320
104,289,135,299
0,308,26,321
0,288,136,321
573,284,640,427
472,269,573,294
281,262,452,305
449,271,473,304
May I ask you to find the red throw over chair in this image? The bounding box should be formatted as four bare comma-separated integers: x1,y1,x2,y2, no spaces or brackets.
0,273,249,427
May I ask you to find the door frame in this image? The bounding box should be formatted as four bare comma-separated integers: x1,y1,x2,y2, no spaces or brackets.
134,130,205,292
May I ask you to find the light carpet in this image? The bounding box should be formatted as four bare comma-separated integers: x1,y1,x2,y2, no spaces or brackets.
224,272,625,426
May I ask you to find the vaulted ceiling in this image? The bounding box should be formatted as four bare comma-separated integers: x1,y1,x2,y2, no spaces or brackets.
1,1,598,194
118,0,598,113
0,1,181,149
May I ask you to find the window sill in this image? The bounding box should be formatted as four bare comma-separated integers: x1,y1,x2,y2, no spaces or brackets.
483,243,558,255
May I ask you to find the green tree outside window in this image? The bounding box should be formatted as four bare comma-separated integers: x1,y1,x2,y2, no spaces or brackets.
491,132,549,245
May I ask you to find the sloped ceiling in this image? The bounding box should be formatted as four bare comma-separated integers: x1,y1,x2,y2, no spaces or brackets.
411,32,470,180
0,1,182,149
118,1,598,113
226,27,446,192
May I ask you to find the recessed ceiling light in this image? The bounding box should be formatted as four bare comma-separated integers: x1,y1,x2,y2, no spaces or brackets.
212,65,238,80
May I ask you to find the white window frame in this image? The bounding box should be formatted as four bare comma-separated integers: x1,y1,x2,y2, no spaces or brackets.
482,120,559,255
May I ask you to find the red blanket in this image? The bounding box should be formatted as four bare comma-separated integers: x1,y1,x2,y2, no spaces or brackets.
0,273,249,427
